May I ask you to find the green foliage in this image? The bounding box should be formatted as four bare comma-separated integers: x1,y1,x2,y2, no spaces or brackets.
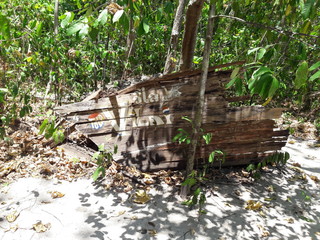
39,111,65,144
295,61,309,89
248,66,279,99
246,151,290,180
0,85,32,140
92,144,118,181
174,117,225,213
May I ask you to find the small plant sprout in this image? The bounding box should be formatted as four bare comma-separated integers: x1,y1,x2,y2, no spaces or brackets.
92,144,118,181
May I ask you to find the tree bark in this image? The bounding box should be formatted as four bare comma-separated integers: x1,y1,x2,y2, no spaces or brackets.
180,0,217,198
54,0,59,35
163,0,186,75
179,0,205,71
121,9,136,81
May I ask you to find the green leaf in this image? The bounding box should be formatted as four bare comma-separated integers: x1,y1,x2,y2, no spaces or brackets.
0,14,10,39
113,10,124,23
92,152,100,160
181,199,193,206
97,9,108,25
246,164,256,172
225,76,237,89
44,122,55,139
294,61,309,89
257,48,266,60
309,70,320,82
98,144,105,152
209,152,215,163
143,20,150,33
61,12,74,28
301,0,315,19
92,166,105,181
164,2,174,13
268,77,279,97
79,24,89,37
182,116,192,123
89,27,99,41
119,13,129,34
36,21,43,35
137,20,145,35
231,67,240,79
67,22,85,35
235,77,243,96
300,19,311,34
52,130,65,144
309,61,320,71
247,47,260,55
181,177,197,187
203,133,212,145
252,66,272,78
39,119,48,135
193,187,201,196
11,84,19,98
284,152,290,161
113,145,118,154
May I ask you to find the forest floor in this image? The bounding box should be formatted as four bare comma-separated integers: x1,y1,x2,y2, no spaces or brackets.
0,104,320,240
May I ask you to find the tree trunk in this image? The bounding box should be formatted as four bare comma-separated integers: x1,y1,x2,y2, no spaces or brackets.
54,0,59,35
122,5,136,81
45,0,58,105
179,0,205,71
180,0,217,198
163,0,186,75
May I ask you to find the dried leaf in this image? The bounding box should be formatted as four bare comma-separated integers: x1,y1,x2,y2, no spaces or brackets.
148,229,157,235
234,190,241,196
245,200,263,211
107,3,123,14
4,224,19,232
130,215,138,220
49,191,65,198
143,178,154,185
133,190,150,204
310,175,319,182
266,185,275,192
285,218,294,223
117,210,126,216
6,211,19,223
259,211,266,218
261,231,270,237
164,177,172,185
290,166,303,173
288,140,296,144
32,221,51,233
292,162,301,168
148,221,156,227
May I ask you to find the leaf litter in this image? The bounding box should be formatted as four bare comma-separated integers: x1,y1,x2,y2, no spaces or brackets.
1,100,319,239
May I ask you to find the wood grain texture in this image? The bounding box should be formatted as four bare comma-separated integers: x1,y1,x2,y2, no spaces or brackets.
55,61,288,171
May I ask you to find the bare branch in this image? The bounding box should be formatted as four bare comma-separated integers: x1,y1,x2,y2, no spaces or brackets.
214,15,320,48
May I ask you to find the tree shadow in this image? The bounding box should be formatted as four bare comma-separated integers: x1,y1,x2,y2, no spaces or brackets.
78,167,320,239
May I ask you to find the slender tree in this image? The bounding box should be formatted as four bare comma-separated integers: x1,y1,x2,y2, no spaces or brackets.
163,0,186,75
179,0,205,71
181,0,217,198
54,0,59,35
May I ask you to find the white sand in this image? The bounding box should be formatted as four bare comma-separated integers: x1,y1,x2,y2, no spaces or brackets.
0,136,319,240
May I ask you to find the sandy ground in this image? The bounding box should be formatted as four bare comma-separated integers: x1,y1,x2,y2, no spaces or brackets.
0,136,319,240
